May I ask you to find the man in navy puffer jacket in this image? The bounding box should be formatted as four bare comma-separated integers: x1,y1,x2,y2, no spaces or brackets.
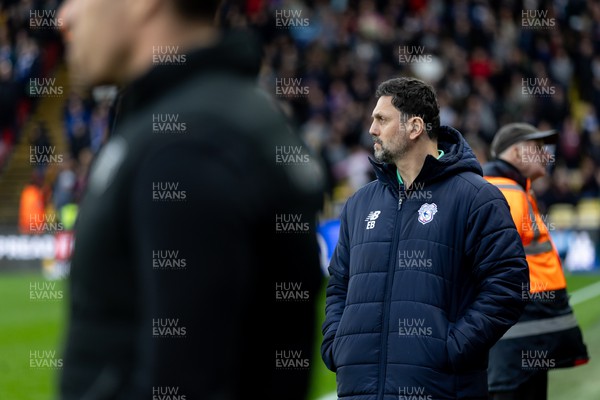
321,77,529,400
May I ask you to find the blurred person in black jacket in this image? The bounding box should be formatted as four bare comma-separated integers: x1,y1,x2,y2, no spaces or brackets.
57,0,325,399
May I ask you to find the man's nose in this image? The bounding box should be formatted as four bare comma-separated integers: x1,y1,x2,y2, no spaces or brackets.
369,122,378,136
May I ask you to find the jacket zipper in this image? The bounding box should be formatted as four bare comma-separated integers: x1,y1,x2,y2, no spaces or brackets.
377,183,405,400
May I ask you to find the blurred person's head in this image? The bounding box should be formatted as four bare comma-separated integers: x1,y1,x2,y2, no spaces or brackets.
369,77,440,165
29,121,48,143
492,122,558,181
0,59,12,81
498,139,551,181
28,169,44,188
580,155,596,180
77,147,94,172
73,120,88,137
552,165,572,193
58,0,222,88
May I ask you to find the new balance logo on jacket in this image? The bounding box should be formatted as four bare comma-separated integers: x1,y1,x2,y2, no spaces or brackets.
365,210,381,229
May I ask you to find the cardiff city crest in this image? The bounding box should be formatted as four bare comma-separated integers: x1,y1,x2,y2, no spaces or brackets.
417,203,438,225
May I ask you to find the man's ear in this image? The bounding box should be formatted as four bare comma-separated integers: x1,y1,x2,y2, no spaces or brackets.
498,144,519,164
514,144,523,161
407,116,425,140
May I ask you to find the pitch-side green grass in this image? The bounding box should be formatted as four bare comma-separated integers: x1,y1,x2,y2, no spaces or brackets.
0,272,598,400
0,273,67,400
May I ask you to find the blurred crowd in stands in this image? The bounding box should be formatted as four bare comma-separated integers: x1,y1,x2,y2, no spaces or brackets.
2,0,600,229
0,0,59,170
1,0,113,233
243,0,600,216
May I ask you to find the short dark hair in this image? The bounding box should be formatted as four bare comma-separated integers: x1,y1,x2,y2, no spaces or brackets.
172,0,222,20
375,77,440,140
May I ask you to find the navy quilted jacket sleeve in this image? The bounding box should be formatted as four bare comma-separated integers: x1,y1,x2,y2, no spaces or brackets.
321,204,350,372
447,184,528,371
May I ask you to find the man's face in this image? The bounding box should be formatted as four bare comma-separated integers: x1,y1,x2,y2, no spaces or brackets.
369,96,411,164
517,139,553,180
59,0,133,87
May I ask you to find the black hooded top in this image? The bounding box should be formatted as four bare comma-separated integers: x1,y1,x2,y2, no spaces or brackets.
60,30,325,400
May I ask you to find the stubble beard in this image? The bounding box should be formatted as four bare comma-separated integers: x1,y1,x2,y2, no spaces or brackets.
374,145,395,164
374,135,409,164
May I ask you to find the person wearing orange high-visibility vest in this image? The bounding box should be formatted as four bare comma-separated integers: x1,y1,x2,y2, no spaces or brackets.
484,122,589,400
18,171,46,235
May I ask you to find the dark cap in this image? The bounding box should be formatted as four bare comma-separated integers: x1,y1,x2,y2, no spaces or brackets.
490,122,558,158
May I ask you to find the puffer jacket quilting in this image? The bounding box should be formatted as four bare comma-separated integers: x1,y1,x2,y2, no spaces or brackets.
322,126,528,400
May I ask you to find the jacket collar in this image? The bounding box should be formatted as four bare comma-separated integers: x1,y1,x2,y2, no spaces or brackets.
483,159,529,190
